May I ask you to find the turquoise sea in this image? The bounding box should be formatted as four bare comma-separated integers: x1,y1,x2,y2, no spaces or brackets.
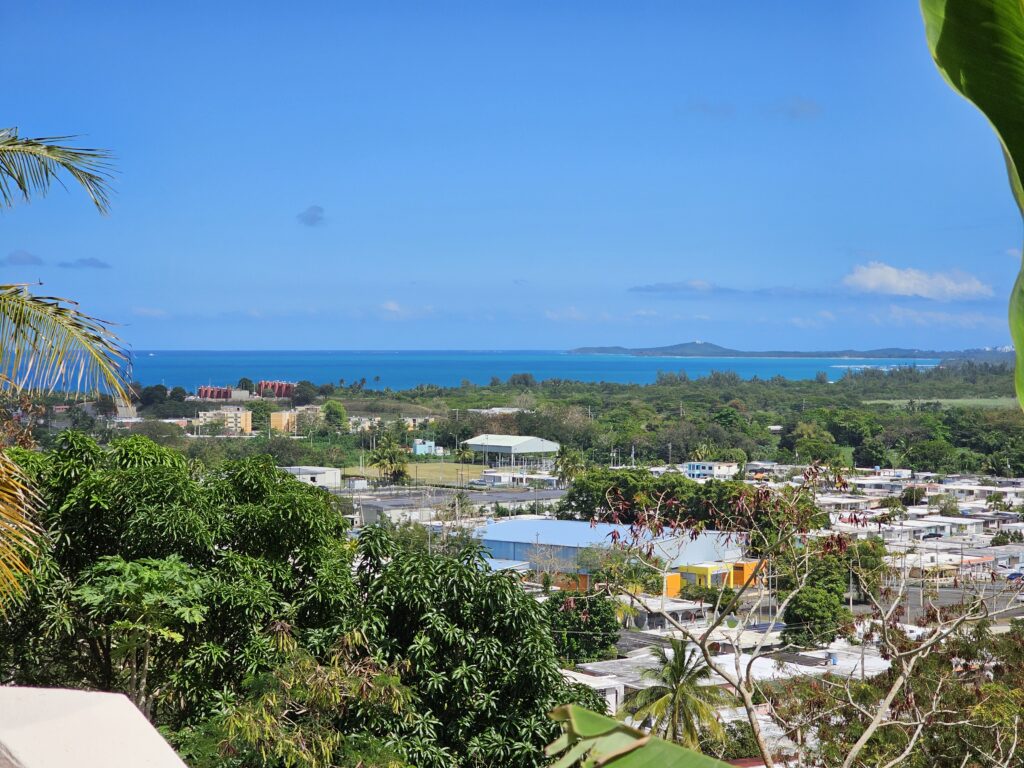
130,350,940,390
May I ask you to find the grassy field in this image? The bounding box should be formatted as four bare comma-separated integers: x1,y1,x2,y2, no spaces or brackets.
343,461,484,484
864,397,1019,409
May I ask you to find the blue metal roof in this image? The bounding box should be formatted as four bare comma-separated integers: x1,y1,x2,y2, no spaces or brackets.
473,518,741,568
474,519,629,548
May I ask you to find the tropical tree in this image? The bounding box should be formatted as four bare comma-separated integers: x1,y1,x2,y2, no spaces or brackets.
544,591,619,664
0,127,112,212
554,446,586,487
688,442,714,462
0,129,126,606
322,399,348,429
454,446,474,464
369,430,408,483
619,639,726,748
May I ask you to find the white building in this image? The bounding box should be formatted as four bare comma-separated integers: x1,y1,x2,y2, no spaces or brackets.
920,515,986,536
0,687,186,767
462,434,560,470
280,466,342,490
682,461,739,481
560,669,624,714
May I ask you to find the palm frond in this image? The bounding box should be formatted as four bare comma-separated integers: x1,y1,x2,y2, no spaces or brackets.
0,127,113,213
0,451,40,604
0,284,129,401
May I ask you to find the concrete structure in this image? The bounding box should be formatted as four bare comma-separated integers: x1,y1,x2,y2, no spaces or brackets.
920,515,986,536
560,669,624,714
412,438,436,456
281,466,342,490
816,494,878,514
270,405,322,434
476,468,559,489
257,380,295,398
195,405,251,435
682,461,739,481
353,490,564,526
619,595,708,630
0,687,186,767
462,434,560,469
349,416,382,432
678,561,735,588
578,642,889,694
197,386,250,401
270,410,297,433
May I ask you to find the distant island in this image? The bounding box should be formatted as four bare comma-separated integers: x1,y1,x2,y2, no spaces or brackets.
569,340,1015,362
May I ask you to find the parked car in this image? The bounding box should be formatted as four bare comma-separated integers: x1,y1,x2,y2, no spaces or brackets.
922,533,943,540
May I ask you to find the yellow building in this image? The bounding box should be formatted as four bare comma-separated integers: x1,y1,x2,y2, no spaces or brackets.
270,405,322,434
195,406,252,435
678,561,735,588
270,410,297,433
730,560,762,589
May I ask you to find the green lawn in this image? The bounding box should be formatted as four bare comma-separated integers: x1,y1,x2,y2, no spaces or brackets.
864,397,1019,409
343,461,484,484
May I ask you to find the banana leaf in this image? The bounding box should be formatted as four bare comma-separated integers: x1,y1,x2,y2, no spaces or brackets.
921,0,1024,406
546,705,731,767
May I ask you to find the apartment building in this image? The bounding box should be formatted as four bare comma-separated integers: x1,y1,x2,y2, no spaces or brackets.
195,406,252,435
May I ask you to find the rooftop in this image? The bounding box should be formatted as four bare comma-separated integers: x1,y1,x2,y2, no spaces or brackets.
472,518,741,566
461,434,560,454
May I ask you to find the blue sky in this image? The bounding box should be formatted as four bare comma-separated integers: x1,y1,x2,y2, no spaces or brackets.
4,1,1021,351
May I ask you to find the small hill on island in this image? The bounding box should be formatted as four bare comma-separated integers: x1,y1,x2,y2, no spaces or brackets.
569,340,1014,361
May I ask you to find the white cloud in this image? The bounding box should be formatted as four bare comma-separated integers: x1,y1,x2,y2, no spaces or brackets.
381,300,403,314
842,261,992,301
1007,247,1022,259
874,304,1002,329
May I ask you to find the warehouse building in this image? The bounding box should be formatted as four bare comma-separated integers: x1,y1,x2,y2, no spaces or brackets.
473,518,741,592
461,434,560,470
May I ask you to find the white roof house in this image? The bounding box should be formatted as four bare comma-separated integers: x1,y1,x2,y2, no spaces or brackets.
0,687,186,767
280,465,342,489
920,515,986,535
461,434,560,454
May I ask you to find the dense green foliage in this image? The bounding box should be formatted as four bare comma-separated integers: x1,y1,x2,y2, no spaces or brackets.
543,591,620,664
0,433,594,767
60,364,1024,479
559,468,744,525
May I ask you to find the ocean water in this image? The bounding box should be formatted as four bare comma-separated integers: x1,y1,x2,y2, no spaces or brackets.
130,350,940,390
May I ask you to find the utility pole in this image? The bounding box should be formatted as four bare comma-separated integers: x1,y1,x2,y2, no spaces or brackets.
849,562,854,612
